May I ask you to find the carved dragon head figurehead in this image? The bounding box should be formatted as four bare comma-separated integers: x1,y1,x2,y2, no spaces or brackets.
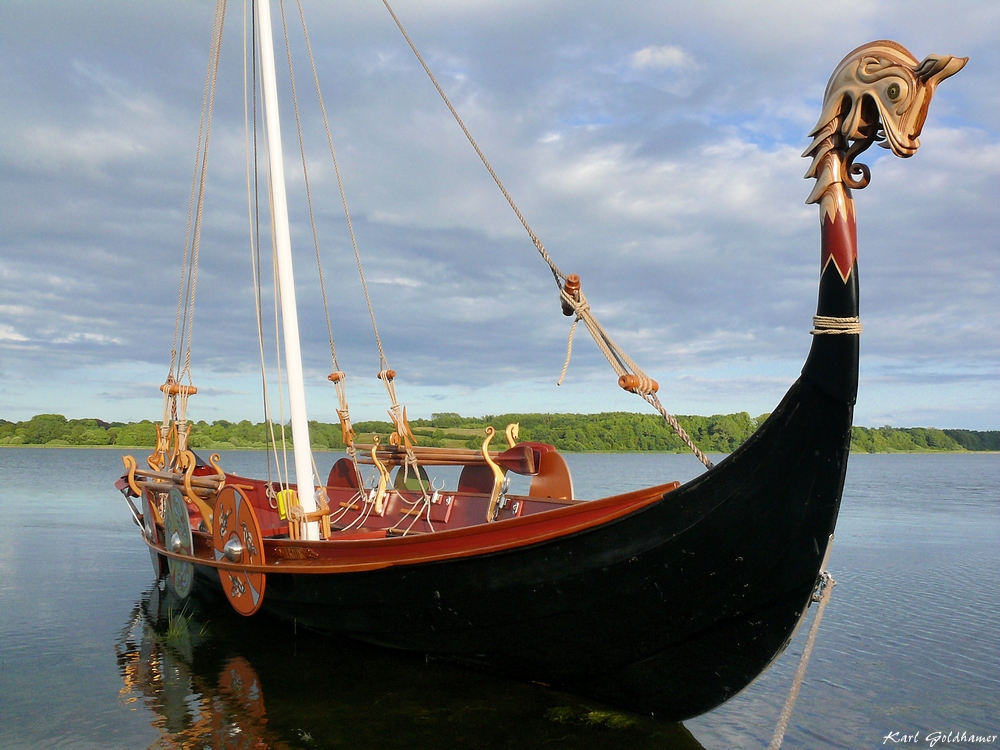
800,42,965,403
805,41,966,206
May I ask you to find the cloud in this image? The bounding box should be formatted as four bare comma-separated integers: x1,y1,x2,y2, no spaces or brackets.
630,45,694,71
0,325,28,342
368,275,423,288
0,0,996,430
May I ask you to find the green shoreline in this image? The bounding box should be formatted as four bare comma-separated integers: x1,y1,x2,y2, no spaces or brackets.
3,413,998,454
2,444,997,455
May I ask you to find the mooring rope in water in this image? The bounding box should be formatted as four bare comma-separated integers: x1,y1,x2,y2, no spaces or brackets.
768,569,836,750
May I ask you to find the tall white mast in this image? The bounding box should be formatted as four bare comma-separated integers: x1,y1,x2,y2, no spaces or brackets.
256,0,319,539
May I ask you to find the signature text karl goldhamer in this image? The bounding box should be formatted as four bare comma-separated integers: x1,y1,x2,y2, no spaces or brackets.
883,731,998,747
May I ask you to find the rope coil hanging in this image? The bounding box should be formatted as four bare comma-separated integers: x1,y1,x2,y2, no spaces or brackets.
383,0,712,469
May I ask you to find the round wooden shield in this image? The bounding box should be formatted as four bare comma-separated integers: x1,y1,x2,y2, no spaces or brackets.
141,490,166,579
163,487,194,598
213,486,266,616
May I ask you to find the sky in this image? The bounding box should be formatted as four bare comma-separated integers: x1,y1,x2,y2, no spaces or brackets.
1,0,997,430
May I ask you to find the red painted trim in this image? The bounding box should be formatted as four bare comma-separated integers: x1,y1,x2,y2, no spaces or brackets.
820,210,857,282
144,480,681,575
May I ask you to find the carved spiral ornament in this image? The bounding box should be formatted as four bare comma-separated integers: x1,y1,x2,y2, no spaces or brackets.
841,130,876,190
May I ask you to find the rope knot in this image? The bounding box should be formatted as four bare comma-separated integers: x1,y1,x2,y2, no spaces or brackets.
560,274,581,316
559,290,590,319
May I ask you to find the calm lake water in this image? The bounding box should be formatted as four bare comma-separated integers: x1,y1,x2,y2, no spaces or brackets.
0,448,997,749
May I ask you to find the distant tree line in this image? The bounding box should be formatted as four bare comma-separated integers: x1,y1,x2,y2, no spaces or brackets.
2,412,997,453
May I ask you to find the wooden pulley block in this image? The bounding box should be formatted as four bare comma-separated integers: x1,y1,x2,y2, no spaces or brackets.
213,486,266,616
163,487,194,598
141,489,167,580
561,273,581,316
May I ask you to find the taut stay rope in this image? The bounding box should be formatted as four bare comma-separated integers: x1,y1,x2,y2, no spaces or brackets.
382,0,713,468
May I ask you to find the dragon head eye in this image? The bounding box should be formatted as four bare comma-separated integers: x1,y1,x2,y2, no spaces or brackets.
886,82,901,101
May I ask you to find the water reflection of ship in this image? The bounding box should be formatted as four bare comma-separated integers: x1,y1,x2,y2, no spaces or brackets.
116,585,708,749
117,586,280,749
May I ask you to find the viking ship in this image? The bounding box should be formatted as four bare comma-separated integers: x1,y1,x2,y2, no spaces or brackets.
114,0,965,722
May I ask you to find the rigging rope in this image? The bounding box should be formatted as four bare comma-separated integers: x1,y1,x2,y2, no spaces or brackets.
382,0,712,469
175,0,228,386
244,0,282,491
289,0,408,487
381,0,566,291
559,286,713,468
171,0,225,380
277,0,338,373
158,0,227,472
286,0,423,488
280,0,374,488
295,0,387,372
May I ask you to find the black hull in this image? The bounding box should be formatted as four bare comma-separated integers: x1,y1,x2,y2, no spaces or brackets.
193,363,852,720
